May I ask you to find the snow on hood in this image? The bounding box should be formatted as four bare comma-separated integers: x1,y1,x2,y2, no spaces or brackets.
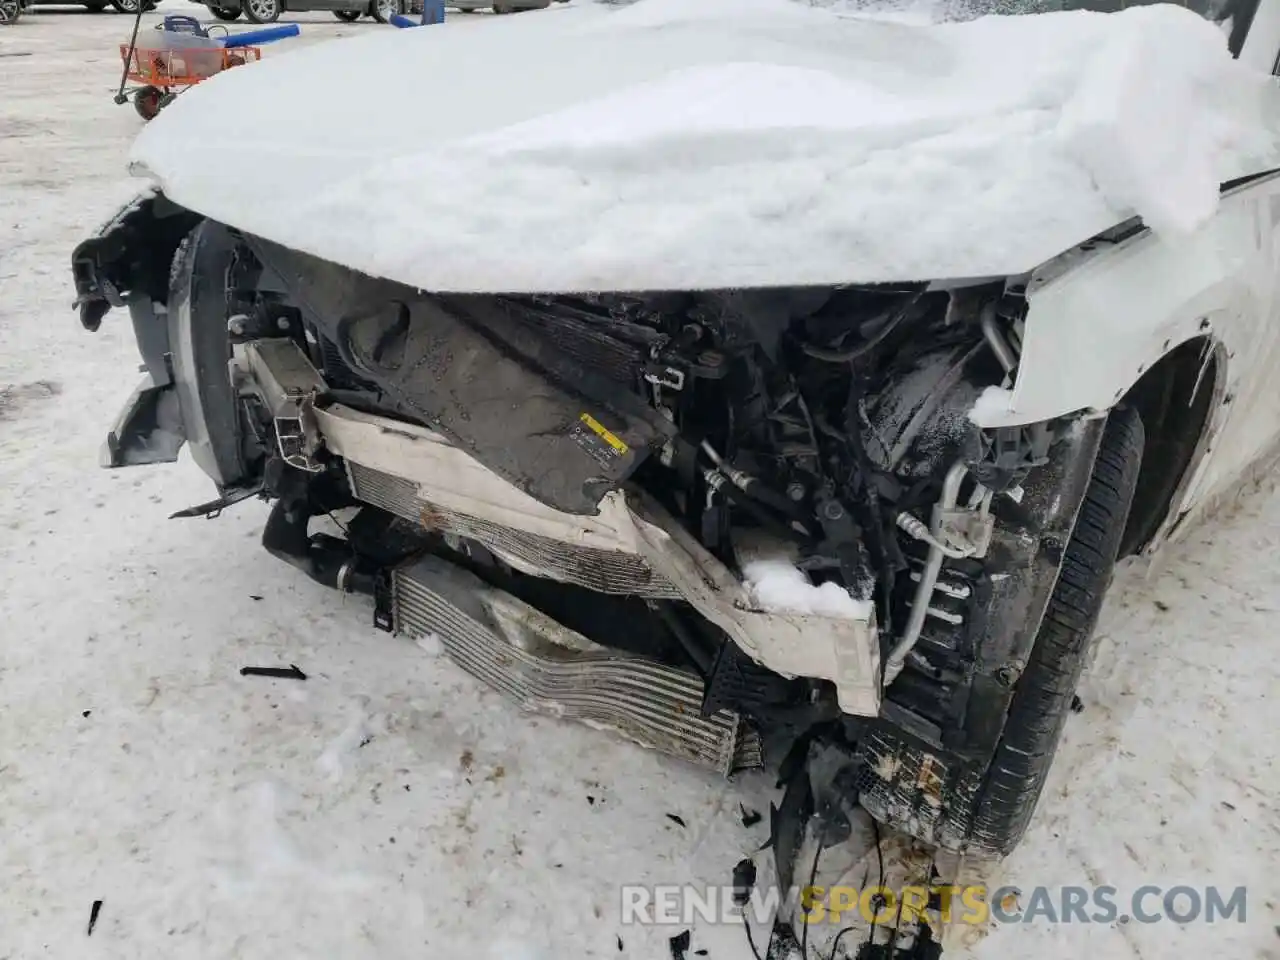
129,0,1280,293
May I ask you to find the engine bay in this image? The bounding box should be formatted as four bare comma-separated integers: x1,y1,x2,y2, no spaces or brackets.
182,230,1065,757
246,237,1014,598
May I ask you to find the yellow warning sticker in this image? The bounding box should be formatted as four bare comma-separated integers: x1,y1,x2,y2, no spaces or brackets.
578,413,630,456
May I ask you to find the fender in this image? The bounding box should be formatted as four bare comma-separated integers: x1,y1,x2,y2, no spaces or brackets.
970,170,1280,541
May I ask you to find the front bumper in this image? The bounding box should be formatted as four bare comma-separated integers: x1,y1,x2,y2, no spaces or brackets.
73,197,881,717
100,373,186,469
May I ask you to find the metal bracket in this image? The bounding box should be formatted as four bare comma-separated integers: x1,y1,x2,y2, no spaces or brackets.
644,365,686,391
937,505,995,560
275,394,324,473
236,339,328,472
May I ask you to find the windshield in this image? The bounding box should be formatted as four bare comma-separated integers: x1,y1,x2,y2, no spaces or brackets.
592,0,1261,57
937,0,1254,53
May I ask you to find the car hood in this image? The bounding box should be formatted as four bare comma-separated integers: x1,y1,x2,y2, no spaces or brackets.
129,0,1280,293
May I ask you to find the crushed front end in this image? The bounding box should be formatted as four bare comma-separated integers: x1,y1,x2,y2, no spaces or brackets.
73,198,900,766
72,196,1087,867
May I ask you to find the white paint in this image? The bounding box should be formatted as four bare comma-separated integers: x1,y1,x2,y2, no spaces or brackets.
972,170,1280,543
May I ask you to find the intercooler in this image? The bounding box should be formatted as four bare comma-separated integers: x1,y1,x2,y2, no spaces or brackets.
391,554,763,776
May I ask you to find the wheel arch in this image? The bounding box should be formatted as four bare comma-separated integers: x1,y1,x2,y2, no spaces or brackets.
1117,334,1226,557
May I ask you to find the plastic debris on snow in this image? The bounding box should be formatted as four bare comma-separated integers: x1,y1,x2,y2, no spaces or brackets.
743,557,873,619
130,0,1280,293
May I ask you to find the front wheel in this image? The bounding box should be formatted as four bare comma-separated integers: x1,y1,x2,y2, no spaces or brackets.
858,405,1146,857
368,0,399,22
210,5,241,18
332,8,360,19
966,406,1143,852
243,0,279,22
110,0,155,11
0,0,21,22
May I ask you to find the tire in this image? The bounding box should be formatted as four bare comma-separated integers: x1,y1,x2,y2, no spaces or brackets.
133,85,163,121
967,406,1144,851
368,0,398,21
243,0,279,22
332,8,360,18
862,405,1146,856
0,0,20,22
210,5,241,18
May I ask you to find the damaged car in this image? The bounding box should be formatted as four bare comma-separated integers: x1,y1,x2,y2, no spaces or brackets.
70,0,1280,905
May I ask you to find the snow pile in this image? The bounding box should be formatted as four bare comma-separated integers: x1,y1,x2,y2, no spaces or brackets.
1056,4,1270,235
131,0,1280,292
969,384,1015,424
743,557,873,619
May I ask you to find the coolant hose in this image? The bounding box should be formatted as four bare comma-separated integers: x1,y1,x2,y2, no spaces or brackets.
262,497,376,595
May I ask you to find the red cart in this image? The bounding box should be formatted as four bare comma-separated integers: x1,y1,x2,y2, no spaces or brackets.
117,42,261,120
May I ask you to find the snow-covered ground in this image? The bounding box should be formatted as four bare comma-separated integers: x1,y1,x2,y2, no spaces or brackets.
1,5,1277,960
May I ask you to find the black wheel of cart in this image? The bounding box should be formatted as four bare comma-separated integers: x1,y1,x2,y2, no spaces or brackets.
133,85,163,120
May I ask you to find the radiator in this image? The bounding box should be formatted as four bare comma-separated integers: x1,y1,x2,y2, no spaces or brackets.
392,555,762,776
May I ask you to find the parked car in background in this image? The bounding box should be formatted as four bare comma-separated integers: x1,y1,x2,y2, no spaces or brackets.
193,0,399,22
23,0,156,14
451,0,569,12
0,0,28,23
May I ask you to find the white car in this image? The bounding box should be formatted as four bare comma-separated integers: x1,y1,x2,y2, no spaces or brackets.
69,0,1280,888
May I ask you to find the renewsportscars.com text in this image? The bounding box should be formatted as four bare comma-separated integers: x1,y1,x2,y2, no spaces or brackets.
619,884,1248,927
